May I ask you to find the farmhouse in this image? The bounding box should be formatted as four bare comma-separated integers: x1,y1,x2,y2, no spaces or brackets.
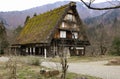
11,2,90,57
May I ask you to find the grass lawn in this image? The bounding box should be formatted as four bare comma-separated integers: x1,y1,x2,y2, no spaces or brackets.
0,56,102,79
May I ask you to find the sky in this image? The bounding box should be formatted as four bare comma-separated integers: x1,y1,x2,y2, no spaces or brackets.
0,0,109,12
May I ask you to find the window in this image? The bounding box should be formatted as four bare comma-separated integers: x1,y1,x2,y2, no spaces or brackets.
67,14,73,21
72,32,78,39
62,22,65,27
60,31,66,38
64,14,76,21
74,24,77,28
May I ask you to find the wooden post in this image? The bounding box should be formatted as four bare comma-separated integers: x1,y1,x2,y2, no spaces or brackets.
14,48,17,55
39,48,41,55
33,47,35,55
83,46,85,56
44,48,47,59
26,48,28,54
30,47,32,55
28,48,30,55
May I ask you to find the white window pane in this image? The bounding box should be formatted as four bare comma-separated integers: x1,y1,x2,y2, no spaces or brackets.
60,31,66,38
73,16,75,21
67,14,72,20
74,24,76,28
62,22,65,27
72,32,78,39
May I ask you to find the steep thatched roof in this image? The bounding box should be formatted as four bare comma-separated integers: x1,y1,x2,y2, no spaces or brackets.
16,3,70,44
16,2,89,45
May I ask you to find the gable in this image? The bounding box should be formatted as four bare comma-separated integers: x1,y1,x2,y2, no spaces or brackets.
60,11,79,30
53,6,89,41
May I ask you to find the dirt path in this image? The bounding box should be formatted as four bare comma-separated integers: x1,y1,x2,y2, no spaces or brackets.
41,61,120,79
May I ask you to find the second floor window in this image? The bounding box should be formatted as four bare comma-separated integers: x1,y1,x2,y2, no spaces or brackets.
72,32,78,39
67,14,73,21
60,31,66,38
66,14,76,22
62,22,65,27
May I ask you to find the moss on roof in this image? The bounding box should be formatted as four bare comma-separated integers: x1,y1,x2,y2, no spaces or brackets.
17,4,69,44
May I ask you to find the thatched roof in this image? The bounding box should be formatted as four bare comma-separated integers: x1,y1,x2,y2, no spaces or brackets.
16,2,70,44
16,2,89,45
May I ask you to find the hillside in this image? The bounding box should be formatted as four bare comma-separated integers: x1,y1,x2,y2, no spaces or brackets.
0,1,108,29
84,8,120,55
85,8,120,27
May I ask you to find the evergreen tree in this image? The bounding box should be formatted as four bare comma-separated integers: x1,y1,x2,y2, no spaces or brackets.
24,15,30,24
33,13,37,17
0,21,9,54
13,25,23,37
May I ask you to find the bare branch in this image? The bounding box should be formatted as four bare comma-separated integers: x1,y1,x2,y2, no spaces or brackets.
81,0,120,10
106,0,120,6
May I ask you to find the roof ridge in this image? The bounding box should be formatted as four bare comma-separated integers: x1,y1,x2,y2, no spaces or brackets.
27,3,69,21
27,1,77,22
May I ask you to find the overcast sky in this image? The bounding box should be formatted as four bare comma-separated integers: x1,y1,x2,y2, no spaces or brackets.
0,0,109,12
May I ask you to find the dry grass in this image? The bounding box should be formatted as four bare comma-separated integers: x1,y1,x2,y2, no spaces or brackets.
106,58,120,65
0,56,103,79
0,56,44,79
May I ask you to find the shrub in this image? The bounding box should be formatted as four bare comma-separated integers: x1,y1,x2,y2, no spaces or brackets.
107,58,120,65
0,49,4,54
31,58,40,66
5,57,17,79
110,37,120,56
26,56,41,66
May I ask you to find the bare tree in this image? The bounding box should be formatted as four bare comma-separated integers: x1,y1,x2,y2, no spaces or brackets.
80,0,120,10
59,39,69,79
96,23,107,55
